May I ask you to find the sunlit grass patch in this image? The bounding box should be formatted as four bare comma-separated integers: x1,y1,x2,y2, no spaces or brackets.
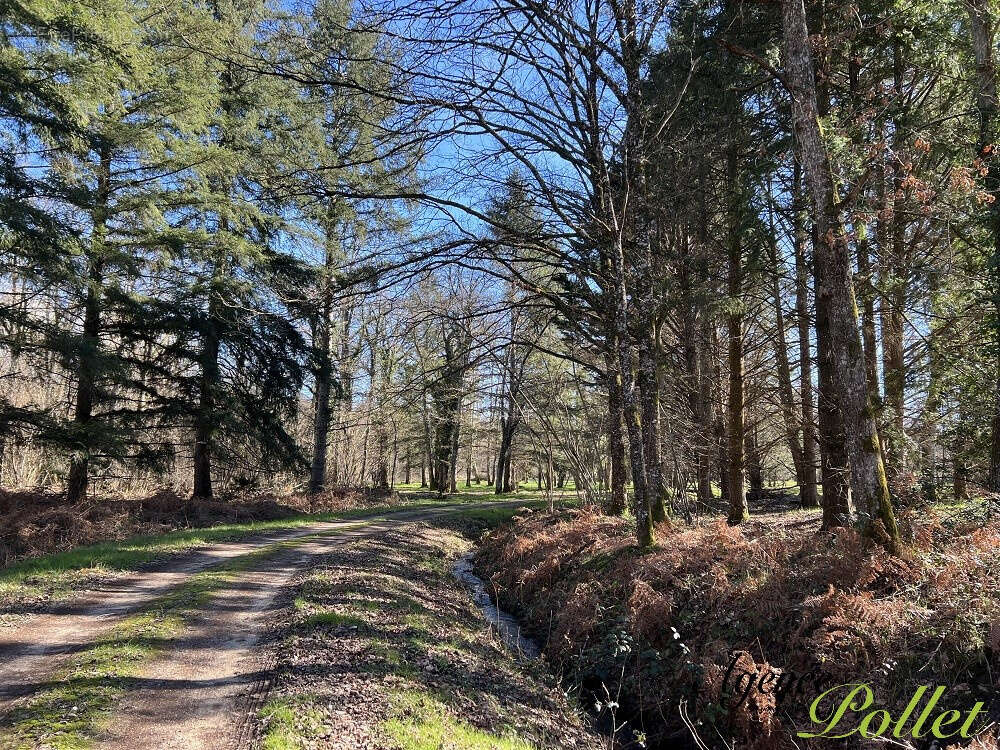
383,689,534,750
259,696,325,750
416,553,448,576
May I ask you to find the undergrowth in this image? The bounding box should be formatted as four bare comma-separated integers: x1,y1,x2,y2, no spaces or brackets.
477,507,1000,749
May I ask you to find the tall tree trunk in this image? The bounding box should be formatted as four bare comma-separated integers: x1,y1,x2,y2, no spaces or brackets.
746,426,763,499
793,162,820,508
619,4,654,546
609,243,650,546
781,0,899,549
768,238,807,500
605,357,628,515
726,143,748,525
546,445,553,491
921,312,942,503
856,223,880,394
682,291,713,505
967,0,1000,491
66,259,102,503
310,313,331,493
880,37,908,471
954,454,969,501
67,145,110,504
495,417,516,494
193,300,219,499
696,328,715,504
713,325,731,504
450,410,460,493
422,390,434,490
848,59,880,398
309,225,336,494
638,323,667,522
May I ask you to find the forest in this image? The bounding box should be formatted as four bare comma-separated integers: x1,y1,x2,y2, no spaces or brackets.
2,0,1000,748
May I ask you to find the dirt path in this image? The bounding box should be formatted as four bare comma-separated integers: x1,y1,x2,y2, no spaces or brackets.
95,519,405,750
0,502,510,726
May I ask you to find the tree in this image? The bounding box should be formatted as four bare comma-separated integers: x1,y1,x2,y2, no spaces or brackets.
780,0,900,548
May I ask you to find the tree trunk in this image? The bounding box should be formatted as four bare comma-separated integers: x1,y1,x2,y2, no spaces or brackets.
884,38,908,471
726,142,748,525
793,162,820,508
856,223,880,396
309,236,335,494
67,145,111,504
713,325,731,504
954,454,969,501
422,390,434,490
609,239,650,546
815,263,853,526
638,323,668,522
768,239,807,501
746,427,763,499
66,258,102,504
781,0,899,549
682,294,714,505
546,445,553,491
848,60,880,400
968,0,1000,491
193,305,219,499
921,309,942,504
449,415,460,493
605,359,628,515
495,419,515,494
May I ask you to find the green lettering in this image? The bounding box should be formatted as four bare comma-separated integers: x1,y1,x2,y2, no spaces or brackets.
959,703,989,738
930,710,962,739
859,709,891,738
797,683,874,739
892,685,928,738
911,686,946,738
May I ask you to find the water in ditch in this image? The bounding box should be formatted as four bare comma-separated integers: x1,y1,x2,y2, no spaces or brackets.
452,552,541,660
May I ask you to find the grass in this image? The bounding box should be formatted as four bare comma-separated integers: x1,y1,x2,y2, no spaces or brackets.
299,610,366,629
258,686,538,750
383,689,535,750
0,524,363,750
259,697,325,750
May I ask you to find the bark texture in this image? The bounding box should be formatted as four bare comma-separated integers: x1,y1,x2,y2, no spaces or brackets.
781,0,899,547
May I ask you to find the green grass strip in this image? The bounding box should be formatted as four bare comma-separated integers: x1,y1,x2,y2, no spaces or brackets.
383,689,535,750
